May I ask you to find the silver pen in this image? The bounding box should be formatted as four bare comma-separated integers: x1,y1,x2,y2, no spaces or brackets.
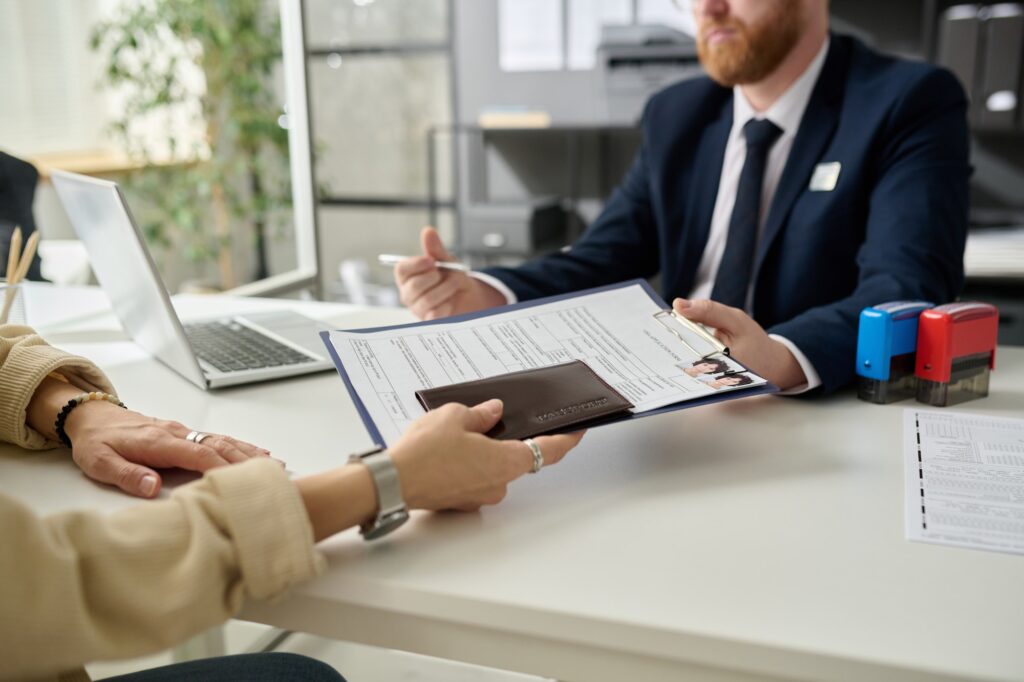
377,254,470,272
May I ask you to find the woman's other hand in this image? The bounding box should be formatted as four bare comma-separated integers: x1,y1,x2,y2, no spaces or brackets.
389,399,584,512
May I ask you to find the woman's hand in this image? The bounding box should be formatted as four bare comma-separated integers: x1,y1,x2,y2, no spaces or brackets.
27,377,270,498
389,399,585,512
297,399,585,542
64,402,271,498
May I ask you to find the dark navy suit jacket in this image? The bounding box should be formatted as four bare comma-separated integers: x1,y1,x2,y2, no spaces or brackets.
482,34,970,395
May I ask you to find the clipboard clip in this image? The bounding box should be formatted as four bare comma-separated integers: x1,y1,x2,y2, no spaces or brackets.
653,310,730,360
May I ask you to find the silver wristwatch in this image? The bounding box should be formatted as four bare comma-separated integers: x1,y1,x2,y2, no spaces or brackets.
348,446,409,540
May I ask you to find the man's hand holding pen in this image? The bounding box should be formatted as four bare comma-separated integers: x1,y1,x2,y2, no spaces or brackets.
391,226,505,320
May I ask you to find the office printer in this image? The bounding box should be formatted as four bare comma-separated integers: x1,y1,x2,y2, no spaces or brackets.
597,25,703,124
461,199,584,258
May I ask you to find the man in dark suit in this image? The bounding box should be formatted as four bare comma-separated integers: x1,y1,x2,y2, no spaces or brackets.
394,0,969,395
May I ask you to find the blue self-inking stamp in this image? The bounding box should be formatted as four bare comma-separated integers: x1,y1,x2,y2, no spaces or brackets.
856,301,933,404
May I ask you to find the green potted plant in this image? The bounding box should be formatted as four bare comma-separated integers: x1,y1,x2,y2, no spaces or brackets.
91,0,291,290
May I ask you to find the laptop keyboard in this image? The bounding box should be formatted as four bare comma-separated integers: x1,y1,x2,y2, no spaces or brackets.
184,320,315,373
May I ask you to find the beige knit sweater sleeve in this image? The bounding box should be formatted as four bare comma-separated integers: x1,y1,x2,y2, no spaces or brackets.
0,323,115,449
0,326,325,680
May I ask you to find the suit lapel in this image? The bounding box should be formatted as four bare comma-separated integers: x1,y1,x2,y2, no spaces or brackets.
753,37,849,283
678,97,733,293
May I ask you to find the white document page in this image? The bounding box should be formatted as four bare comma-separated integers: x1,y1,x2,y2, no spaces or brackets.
328,283,765,445
498,0,564,72
904,409,1024,555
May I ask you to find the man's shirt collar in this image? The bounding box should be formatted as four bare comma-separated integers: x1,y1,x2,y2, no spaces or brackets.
732,37,830,136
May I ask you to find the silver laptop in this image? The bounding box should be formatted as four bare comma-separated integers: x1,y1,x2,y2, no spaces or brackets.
51,170,333,389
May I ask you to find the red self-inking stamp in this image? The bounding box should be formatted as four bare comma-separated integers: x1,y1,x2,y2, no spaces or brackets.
915,302,999,406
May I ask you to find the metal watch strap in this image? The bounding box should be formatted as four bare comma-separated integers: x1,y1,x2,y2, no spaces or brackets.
348,446,409,540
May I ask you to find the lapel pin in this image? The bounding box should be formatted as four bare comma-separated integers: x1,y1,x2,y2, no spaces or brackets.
809,161,841,191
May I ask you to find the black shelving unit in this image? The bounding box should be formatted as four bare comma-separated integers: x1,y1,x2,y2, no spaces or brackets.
299,0,458,293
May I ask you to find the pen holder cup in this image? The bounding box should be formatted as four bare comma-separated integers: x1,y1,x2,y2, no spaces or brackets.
0,282,27,325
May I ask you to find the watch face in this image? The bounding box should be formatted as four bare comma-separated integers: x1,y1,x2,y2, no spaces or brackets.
363,509,410,540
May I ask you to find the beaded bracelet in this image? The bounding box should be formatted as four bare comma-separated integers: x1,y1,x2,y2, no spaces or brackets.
54,392,126,448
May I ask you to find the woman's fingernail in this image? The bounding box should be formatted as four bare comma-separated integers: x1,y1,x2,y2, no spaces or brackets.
673,298,691,309
140,475,158,497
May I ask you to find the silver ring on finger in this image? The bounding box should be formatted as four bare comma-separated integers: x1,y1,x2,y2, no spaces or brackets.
185,430,213,445
523,438,544,474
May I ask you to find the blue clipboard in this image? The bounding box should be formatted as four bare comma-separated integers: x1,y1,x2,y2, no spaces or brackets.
320,279,779,446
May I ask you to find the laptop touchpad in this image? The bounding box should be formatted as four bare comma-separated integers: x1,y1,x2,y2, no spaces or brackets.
242,311,330,357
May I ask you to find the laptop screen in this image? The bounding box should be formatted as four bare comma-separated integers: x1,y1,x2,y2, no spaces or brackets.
51,170,207,388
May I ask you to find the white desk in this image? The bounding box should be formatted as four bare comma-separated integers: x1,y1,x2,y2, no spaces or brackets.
3,284,1023,682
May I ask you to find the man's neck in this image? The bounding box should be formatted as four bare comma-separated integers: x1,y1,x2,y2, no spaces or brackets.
740,26,828,113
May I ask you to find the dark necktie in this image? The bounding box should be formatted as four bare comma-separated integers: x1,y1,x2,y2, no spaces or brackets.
710,118,783,309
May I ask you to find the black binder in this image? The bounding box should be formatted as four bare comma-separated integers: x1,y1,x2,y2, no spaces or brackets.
978,4,1024,130
936,5,982,123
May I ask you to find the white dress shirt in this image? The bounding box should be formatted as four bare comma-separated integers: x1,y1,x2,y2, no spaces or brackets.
688,38,830,393
473,38,830,393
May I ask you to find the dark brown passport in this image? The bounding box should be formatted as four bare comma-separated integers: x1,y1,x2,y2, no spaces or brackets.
415,360,634,440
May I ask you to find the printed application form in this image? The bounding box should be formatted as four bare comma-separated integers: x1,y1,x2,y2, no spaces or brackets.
904,409,1024,555
326,283,766,445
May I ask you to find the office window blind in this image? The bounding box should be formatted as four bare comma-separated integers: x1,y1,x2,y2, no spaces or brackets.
0,0,109,156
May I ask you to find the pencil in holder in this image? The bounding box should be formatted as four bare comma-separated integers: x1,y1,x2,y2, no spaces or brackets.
0,281,26,325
